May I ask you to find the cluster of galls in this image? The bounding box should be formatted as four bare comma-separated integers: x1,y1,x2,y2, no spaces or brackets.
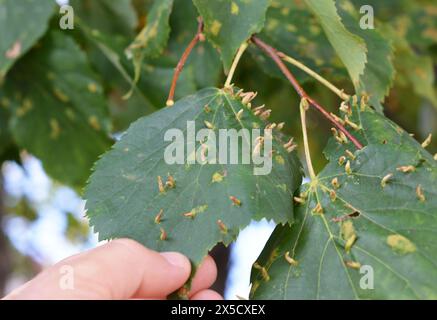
232,88,298,154
153,172,244,241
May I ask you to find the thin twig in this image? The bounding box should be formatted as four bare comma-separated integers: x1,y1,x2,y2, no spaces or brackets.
251,36,363,150
166,18,204,106
277,52,350,101
299,98,317,180
224,42,249,88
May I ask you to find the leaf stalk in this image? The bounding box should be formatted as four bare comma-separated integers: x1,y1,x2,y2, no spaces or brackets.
166,17,204,106
224,41,249,88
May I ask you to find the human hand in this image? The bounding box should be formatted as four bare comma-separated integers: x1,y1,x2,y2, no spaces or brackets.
3,239,222,300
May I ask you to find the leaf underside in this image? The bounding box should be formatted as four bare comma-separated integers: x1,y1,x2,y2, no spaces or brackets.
85,87,302,264
251,100,437,299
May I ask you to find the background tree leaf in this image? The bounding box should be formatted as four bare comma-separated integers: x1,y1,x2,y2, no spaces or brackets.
70,0,138,37
251,100,437,299
85,87,302,264
192,0,270,72
249,0,347,84
169,0,222,89
337,1,395,112
75,19,198,130
383,25,437,110
0,0,55,79
304,0,367,86
3,31,112,188
251,0,393,112
126,0,174,86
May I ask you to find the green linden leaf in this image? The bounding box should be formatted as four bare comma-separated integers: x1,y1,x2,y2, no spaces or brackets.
338,1,395,112
403,54,437,109
192,0,270,72
382,25,437,110
85,87,302,264
126,0,174,87
3,31,112,188
71,0,137,37
253,0,391,110
349,0,411,21
168,0,222,88
76,19,198,131
251,100,437,299
406,4,437,50
0,0,55,79
250,0,347,83
304,0,367,86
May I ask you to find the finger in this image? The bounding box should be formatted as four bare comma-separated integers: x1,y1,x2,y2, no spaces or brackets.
4,239,191,300
188,255,218,297
191,289,223,300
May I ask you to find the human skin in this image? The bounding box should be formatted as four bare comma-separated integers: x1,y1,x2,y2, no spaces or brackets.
2,239,222,300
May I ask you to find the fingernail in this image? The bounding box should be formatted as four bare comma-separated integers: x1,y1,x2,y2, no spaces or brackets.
161,252,190,270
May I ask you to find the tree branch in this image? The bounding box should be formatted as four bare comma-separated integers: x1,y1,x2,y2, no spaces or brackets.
251,36,363,150
166,17,204,107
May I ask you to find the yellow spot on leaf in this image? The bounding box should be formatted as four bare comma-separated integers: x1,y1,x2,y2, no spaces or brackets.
53,88,69,102
16,98,33,117
88,116,101,130
286,24,297,32
424,5,437,16
270,1,281,8
1,97,10,109
266,19,279,31
297,36,308,44
387,234,416,254
423,28,437,41
212,172,224,183
210,20,222,36
87,82,98,93
231,2,239,15
185,205,208,218
414,67,427,80
275,155,285,165
23,98,32,109
192,205,208,215
50,118,61,139
281,7,290,16
309,25,321,35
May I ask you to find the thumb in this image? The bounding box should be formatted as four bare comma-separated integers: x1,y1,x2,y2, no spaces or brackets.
4,239,191,299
